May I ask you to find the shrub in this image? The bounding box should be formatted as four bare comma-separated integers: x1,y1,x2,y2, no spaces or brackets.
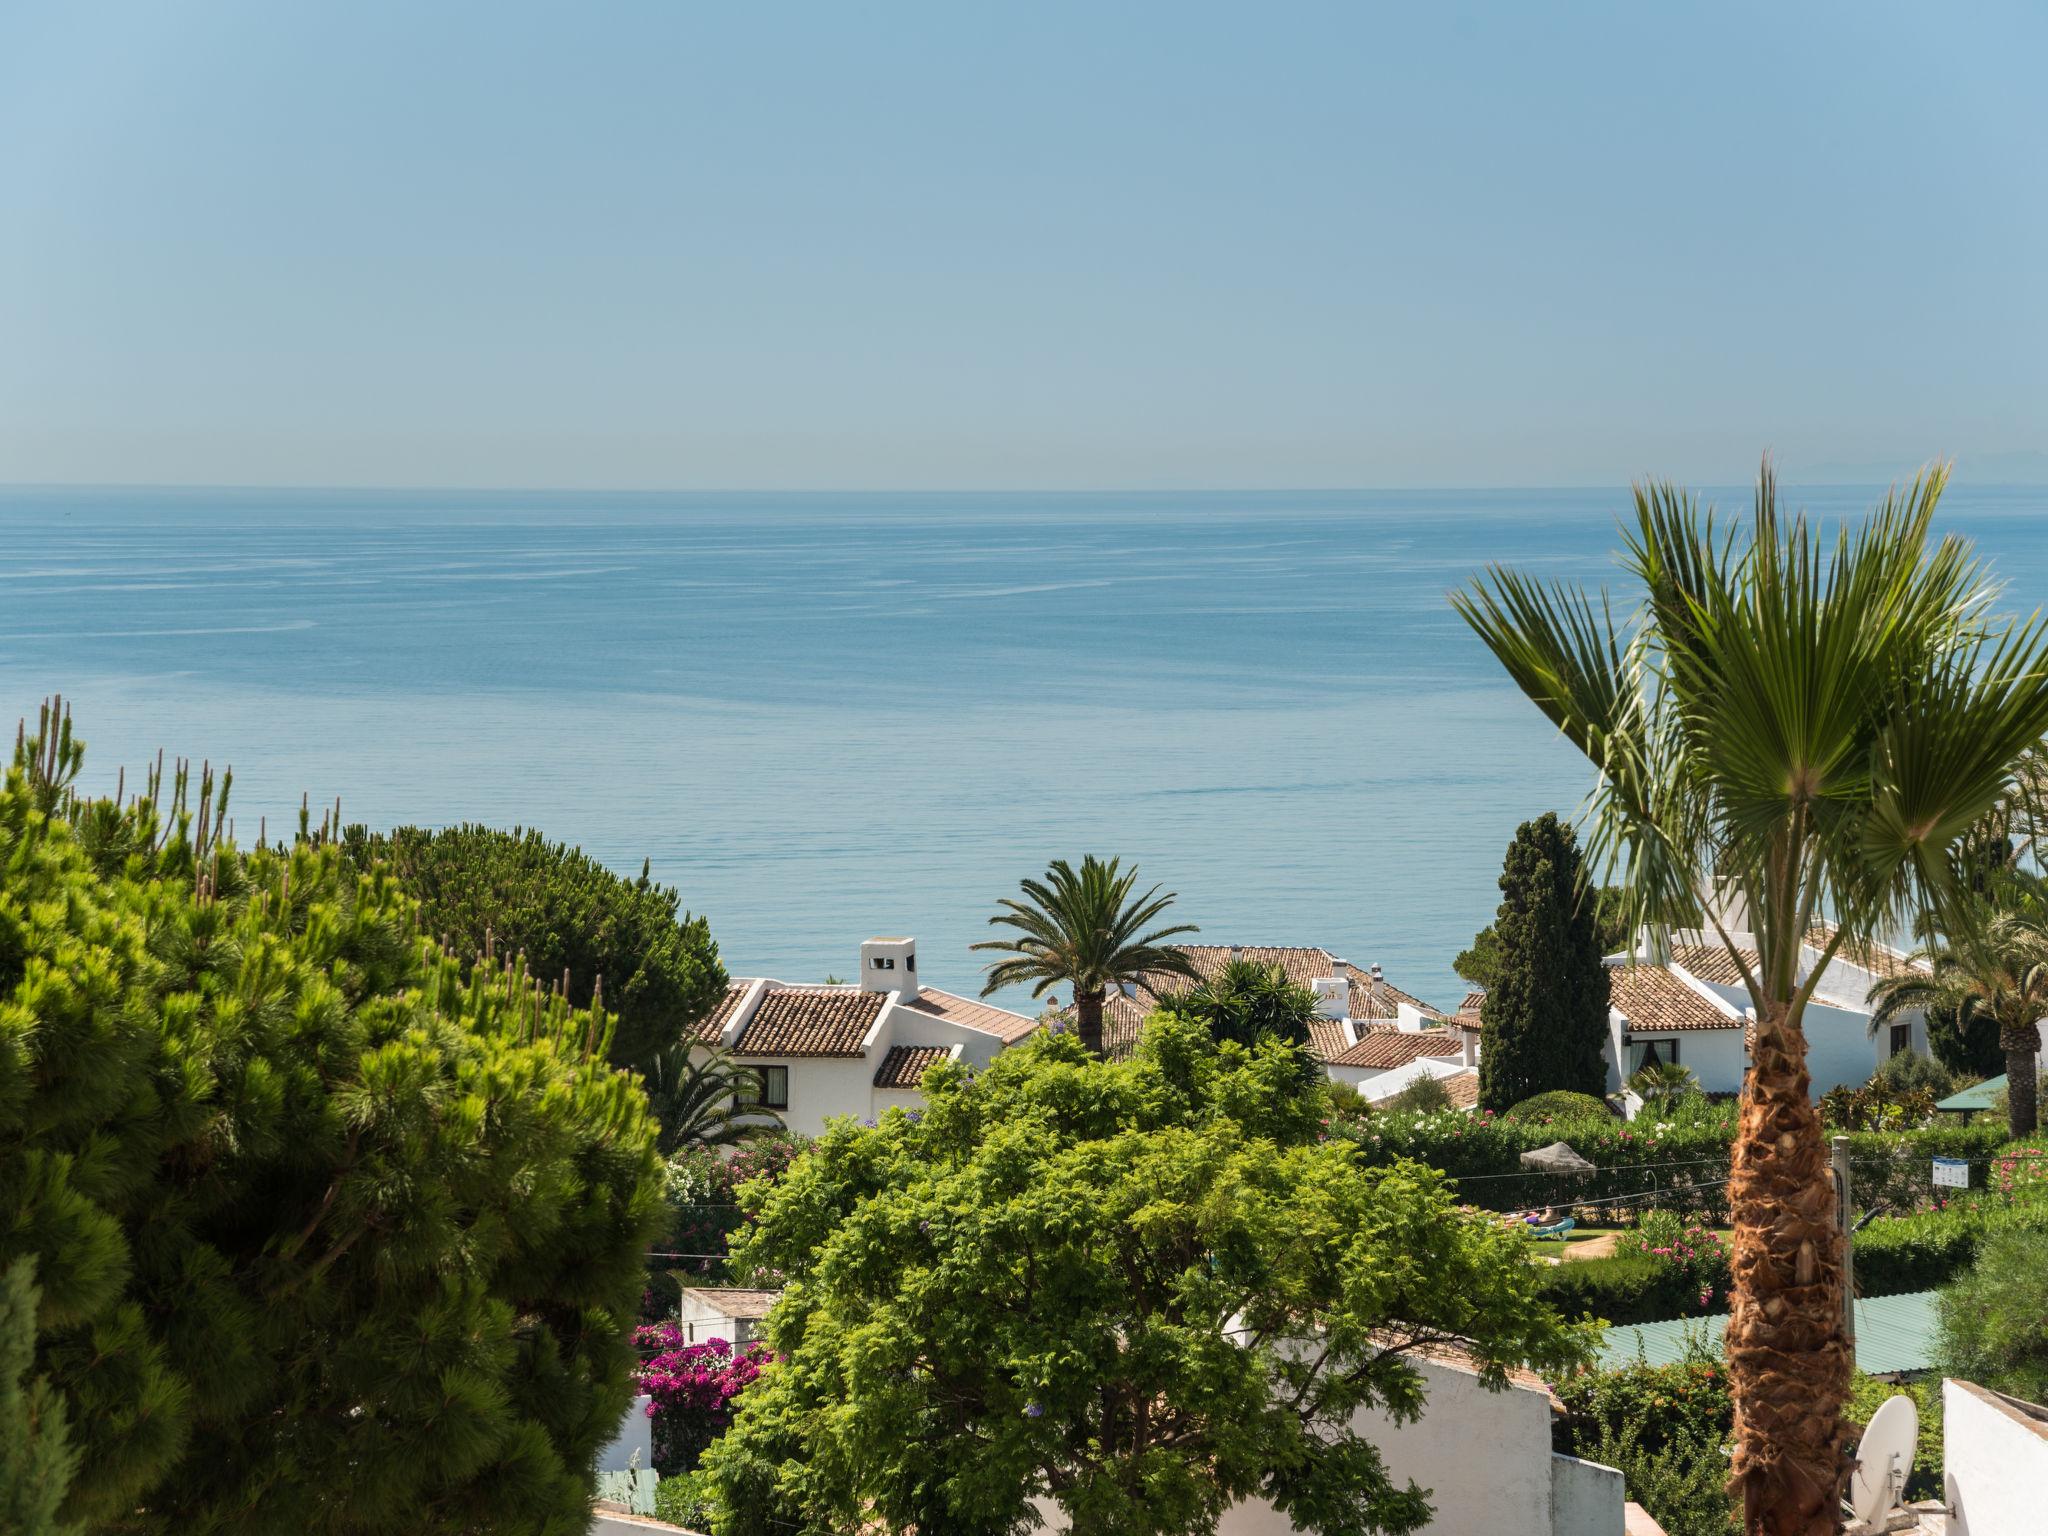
632,1327,773,1476
1875,1050,1956,1099
1846,1375,1942,1501
1502,1090,1612,1125
3,716,661,1533
1937,1226,2048,1403
1384,1074,1454,1113
652,1467,722,1530
655,1134,808,1296
1535,1252,1724,1325
1621,1214,1730,1311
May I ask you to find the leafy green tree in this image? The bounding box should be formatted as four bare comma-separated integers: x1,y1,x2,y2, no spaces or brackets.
1924,996,2005,1079
1456,882,1628,989
3,708,662,1533
644,1041,782,1157
973,855,1199,1057
1936,1227,2048,1404
0,1260,78,1536
342,822,727,1073
705,1014,1597,1536
1160,958,1316,1052
1474,814,1611,1112
1453,461,2048,1533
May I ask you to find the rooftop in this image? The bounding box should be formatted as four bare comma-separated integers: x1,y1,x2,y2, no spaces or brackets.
1328,1027,1464,1070
1609,962,1744,1034
873,1044,953,1089
1598,1288,1939,1376
734,986,885,1057
679,1287,781,1320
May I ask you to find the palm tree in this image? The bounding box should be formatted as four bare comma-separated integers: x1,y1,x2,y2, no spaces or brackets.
1453,461,2048,1535
1629,1059,1698,1116
643,1042,781,1157
1161,958,1318,1052
1871,889,2048,1139
973,856,1199,1057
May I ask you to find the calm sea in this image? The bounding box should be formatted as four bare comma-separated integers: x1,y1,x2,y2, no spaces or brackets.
4,482,2045,1008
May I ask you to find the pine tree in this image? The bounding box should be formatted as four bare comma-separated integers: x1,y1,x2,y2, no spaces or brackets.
0,1260,79,1536
1476,812,1612,1112
1,703,663,1533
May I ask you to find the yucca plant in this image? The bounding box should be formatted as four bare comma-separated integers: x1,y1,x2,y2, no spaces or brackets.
1630,1060,1699,1117
1454,460,2048,1534
973,855,1198,1057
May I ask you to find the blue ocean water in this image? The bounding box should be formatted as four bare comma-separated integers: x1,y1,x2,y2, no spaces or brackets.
3,482,2045,1007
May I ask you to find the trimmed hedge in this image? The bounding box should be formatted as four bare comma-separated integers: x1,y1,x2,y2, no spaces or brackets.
1342,1109,2015,1220
1535,1253,1712,1327
1854,1195,2048,1296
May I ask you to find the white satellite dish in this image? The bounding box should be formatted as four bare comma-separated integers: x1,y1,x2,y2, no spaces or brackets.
1848,1393,1918,1526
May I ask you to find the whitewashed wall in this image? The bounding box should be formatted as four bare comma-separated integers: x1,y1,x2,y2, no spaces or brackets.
1943,1379,2048,1536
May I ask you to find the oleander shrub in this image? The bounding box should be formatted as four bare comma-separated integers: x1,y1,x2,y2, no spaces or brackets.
1501,1090,1613,1126
656,1133,808,1292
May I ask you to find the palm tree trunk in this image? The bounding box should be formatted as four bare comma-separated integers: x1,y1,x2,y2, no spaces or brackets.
1076,988,1105,1058
1726,1003,1851,1535
2001,1019,2041,1139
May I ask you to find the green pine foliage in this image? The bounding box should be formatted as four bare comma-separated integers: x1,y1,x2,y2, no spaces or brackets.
706,1014,1598,1536
0,1259,79,1536
1475,814,1612,1112
341,822,727,1073
1,715,663,1533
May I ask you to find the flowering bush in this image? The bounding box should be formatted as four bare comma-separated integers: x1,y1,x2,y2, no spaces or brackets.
1622,1210,1729,1310
657,1133,808,1285
634,1326,774,1475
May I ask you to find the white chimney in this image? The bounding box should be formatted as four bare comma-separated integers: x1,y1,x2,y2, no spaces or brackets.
859,937,917,995
1312,957,1352,1021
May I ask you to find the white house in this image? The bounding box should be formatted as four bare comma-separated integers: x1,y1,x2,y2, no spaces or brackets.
1603,922,1929,1109
696,937,1040,1136
1084,944,1469,1086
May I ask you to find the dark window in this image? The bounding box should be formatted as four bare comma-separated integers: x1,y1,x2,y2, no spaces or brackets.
742,1065,790,1110
872,957,894,970
1635,1038,1678,1071
905,953,915,972
1890,1023,1911,1057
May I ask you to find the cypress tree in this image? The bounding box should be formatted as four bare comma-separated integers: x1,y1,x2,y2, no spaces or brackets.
1476,812,1612,1112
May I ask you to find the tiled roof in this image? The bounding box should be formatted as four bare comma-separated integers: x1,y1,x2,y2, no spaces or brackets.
902,987,1040,1044
1440,1069,1481,1110
1609,963,1743,1033
1460,990,1486,1014
873,1044,952,1089
1806,921,1926,981
679,1287,780,1319
1670,944,1759,988
1081,944,1444,1061
1328,1027,1465,1070
733,986,885,1057
692,983,752,1044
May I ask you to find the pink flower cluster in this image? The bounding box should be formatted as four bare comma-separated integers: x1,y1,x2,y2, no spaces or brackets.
632,1326,774,1474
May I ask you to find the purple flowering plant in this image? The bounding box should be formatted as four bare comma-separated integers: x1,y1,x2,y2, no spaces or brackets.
634,1325,775,1475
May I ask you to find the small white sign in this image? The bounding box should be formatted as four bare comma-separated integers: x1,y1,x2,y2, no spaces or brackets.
1932,1156,1970,1189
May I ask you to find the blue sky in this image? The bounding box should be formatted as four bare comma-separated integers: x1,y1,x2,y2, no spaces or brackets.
1,1,2042,490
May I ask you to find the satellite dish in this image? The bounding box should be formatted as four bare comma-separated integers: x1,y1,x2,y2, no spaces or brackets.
1848,1393,1918,1525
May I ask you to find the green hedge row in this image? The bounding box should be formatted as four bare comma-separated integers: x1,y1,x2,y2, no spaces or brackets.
1535,1253,1713,1327
1342,1109,2015,1219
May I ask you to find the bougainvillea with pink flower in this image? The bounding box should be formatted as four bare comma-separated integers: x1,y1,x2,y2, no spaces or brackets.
634,1324,775,1474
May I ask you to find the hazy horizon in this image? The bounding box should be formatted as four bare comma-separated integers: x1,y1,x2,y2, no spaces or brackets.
4,3,2043,492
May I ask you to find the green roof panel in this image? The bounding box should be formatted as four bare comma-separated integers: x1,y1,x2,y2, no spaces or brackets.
1597,1289,1939,1378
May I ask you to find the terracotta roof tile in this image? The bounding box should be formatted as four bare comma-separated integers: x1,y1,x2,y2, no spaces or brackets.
1670,944,1759,988
902,987,1040,1044
1328,1027,1465,1070
1609,963,1743,1033
692,983,752,1044
873,1044,953,1089
733,986,885,1056
1460,990,1487,1015
1440,1069,1481,1110
1806,921,1926,981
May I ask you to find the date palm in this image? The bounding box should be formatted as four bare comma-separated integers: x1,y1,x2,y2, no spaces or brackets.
1870,887,2048,1139
974,855,1198,1057
1453,460,2048,1535
644,1042,781,1157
